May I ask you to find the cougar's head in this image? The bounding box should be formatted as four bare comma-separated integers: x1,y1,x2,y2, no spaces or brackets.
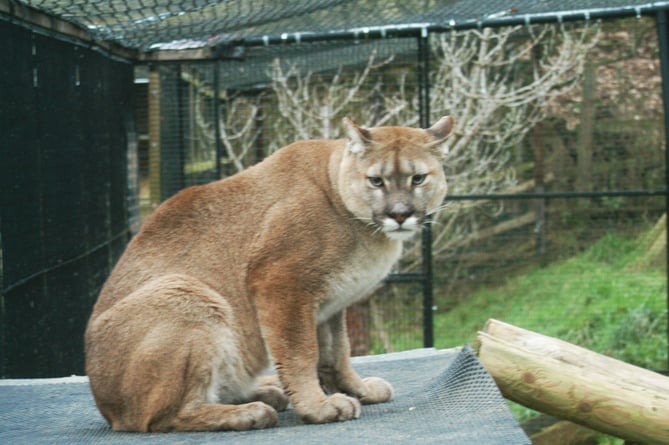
338,116,455,241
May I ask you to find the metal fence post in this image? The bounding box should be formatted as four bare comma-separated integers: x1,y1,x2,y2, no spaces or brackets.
417,31,434,348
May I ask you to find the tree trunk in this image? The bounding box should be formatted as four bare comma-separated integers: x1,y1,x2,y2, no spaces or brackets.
533,121,547,257
576,60,596,193
532,44,547,257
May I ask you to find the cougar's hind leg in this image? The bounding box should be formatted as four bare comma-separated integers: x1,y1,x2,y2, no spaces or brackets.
124,324,279,432
88,274,278,432
147,275,280,432
113,327,277,432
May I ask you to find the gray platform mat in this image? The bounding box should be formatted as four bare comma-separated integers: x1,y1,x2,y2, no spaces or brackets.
0,346,530,444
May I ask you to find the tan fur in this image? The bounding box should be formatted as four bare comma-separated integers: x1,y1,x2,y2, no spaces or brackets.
85,116,455,432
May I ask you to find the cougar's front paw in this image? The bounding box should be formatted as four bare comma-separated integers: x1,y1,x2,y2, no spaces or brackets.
299,393,361,424
359,377,394,404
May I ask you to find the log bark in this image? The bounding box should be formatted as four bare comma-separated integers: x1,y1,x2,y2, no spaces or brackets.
474,319,669,445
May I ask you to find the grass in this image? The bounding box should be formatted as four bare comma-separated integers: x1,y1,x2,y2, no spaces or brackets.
432,231,667,371
424,230,667,443
366,229,665,442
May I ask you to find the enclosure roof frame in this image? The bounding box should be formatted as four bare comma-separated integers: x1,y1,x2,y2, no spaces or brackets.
237,1,669,48
2,0,669,61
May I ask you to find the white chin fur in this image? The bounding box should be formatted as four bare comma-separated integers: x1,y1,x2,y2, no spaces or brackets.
382,216,420,241
385,230,417,241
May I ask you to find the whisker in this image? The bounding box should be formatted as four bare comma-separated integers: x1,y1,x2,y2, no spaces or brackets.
350,215,382,233
351,214,372,222
428,201,457,215
423,218,443,229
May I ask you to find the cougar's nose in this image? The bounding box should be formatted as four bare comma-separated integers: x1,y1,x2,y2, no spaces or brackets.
390,211,413,224
387,203,414,224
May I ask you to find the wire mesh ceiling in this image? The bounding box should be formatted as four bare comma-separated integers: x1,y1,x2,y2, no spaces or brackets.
10,0,669,52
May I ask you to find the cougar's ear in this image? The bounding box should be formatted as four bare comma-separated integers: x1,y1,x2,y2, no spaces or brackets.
426,116,455,157
343,117,372,154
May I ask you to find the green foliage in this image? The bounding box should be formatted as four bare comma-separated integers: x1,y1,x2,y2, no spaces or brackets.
432,231,667,370
427,229,666,443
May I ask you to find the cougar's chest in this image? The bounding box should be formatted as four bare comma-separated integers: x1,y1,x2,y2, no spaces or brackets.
317,239,402,324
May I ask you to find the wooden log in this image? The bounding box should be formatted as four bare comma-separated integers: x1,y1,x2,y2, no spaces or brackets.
482,319,669,395
474,319,669,445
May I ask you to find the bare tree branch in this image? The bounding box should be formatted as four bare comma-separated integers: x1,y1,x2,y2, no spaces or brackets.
269,51,394,149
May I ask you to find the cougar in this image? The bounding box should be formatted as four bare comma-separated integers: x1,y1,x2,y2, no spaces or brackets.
85,116,455,432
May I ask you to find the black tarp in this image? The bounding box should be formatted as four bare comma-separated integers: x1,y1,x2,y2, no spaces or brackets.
0,20,135,378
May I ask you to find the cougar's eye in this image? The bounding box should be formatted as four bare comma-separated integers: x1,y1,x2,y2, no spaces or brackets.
412,174,427,186
368,176,384,188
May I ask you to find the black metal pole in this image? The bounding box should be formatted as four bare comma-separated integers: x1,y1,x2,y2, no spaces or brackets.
417,32,434,348
656,9,669,372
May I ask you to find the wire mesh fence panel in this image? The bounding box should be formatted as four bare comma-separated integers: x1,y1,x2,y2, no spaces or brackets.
134,17,666,368
422,17,667,369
